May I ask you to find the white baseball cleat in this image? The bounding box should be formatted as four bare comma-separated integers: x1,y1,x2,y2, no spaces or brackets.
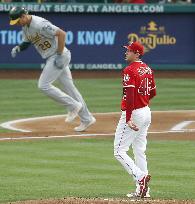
74,116,96,132
65,102,82,123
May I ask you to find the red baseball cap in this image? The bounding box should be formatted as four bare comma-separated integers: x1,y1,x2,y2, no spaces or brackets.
123,41,144,56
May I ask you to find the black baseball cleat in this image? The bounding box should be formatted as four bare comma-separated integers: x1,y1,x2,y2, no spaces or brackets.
138,175,151,198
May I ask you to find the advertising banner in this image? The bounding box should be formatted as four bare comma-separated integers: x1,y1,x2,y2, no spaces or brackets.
0,3,165,13
0,12,195,69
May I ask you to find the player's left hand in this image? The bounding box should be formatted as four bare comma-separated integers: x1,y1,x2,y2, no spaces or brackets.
127,120,139,131
54,53,66,69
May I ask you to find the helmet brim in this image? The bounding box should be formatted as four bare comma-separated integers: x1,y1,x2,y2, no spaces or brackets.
10,18,20,25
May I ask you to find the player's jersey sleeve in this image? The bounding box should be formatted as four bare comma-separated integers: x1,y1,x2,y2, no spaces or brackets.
149,72,157,99
39,21,59,39
123,68,136,88
151,72,156,90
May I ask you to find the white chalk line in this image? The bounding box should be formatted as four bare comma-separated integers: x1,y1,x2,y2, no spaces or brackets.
0,133,114,141
1,110,195,133
0,115,66,133
0,130,184,142
0,112,120,133
171,121,195,131
0,110,195,141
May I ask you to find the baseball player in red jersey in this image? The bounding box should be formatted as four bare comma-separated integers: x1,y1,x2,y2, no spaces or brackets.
114,41,156,198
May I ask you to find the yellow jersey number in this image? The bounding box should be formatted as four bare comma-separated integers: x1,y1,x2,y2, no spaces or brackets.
39,41,51,50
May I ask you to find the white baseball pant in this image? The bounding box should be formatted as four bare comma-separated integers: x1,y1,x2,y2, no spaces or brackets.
38,49,92,123
114,106,151,182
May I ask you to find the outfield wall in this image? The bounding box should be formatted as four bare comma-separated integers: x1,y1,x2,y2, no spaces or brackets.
1,3,195,70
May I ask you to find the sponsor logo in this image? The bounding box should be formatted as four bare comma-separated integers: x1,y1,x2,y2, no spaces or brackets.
128,21,176,52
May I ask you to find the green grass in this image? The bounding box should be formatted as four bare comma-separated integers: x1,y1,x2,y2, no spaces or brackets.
0,77,195,203
0,138,194,203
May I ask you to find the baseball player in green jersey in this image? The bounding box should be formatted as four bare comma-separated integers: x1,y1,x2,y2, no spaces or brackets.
9,6,96,132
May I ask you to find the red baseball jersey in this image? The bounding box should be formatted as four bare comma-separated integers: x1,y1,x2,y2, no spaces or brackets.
121,61,156,121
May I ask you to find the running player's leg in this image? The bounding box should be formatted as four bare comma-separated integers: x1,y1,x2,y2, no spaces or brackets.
114,111,145,181
38,55,80,112
58,65,93,123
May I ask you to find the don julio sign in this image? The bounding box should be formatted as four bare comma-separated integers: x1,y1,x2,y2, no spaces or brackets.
128,21,176,52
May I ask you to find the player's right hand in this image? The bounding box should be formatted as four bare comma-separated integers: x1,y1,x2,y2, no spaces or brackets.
127,120,139,131
11,46,20,58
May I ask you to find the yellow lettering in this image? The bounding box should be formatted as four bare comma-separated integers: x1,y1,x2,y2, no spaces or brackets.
128,33,139,42
145,34,156,49
169,37,176,44
27,33,41,45
127,32,176,52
